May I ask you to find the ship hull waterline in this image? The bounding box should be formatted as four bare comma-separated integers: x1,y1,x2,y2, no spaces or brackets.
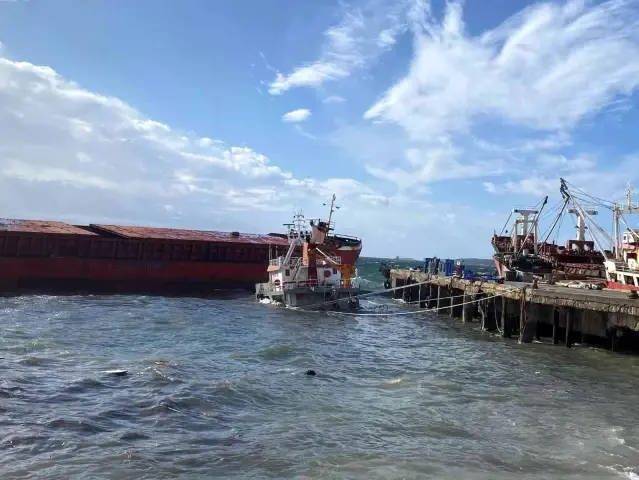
0,257,271,295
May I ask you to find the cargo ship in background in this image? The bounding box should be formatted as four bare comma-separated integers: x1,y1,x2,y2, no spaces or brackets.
491,188,606,282
491,199,555,281
491,179,639,291
0,195,362,295
559,180,639,292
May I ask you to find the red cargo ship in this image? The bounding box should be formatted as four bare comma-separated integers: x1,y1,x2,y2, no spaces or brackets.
0,198,362,295
0,219,288,294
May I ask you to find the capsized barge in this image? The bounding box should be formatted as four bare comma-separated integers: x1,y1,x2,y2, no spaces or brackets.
0,219,292,294
0,195,362,296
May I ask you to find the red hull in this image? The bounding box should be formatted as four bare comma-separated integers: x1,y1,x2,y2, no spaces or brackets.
0,217,363,295
606,280,639,292
0,257,269,294
493,256,506,277
337,246,362,265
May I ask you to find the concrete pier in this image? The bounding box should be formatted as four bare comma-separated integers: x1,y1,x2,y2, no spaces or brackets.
390,269,639,352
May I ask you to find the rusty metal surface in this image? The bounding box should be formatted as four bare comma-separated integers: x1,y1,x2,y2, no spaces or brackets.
91,224,289,245
0,218,96,236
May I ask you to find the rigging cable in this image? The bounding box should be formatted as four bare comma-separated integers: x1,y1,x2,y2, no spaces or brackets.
562,179,615,209
554,210,566,244
541,198,568,243
499,212,513,235
323,287,523,317
294,276,453,311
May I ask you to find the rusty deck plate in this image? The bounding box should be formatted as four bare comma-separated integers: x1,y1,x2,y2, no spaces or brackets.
91,224,289,245
0,219,96,236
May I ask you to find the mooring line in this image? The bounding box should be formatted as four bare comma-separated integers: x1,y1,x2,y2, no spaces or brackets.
397,291,466,305
294,276,455,311
324,288,522,317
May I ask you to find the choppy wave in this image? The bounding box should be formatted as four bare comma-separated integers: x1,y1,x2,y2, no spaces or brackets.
1,292,639,479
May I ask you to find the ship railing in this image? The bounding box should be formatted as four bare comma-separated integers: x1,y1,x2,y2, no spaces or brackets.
318,256,342,265
269,256,301,267
282,280,319,290
278,278,356,290
512,204,539,212
611,262,639,273
310,219,335,231
330,233,361,242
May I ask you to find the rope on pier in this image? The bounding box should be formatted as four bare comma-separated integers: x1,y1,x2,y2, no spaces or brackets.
494,295,503,335
324,287,523,317
398,291,465,305
372,278,491,306
295,277,456,311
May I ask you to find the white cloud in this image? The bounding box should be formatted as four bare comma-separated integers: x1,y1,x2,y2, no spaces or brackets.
483,182,497,194
490,154,637,201
268,0,409,94
322,95,346,104
365,0,639,137
0,53,322,230
536,154,596,172
281,108,311,123
330,0,639,193
293,124,316,140
503,177,555,197
0,39,519,258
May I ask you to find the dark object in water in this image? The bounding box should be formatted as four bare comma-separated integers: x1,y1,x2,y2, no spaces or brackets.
305,370,316,376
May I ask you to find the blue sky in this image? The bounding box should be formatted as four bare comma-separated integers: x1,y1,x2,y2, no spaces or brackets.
1,0,639,258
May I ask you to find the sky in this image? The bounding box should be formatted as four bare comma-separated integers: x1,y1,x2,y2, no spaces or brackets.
1,0,639,259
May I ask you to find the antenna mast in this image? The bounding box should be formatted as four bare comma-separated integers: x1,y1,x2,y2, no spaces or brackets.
324,194,340,230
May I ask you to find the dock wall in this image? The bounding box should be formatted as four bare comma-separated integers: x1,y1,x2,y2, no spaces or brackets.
391,269,639,351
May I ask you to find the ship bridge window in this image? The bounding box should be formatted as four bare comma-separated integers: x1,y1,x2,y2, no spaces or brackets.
285,269,290,276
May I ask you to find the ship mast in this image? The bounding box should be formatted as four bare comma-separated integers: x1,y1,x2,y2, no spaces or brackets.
568,208,598,241
513,196,547,255
323,194,340,231
559,178,615,260
612,182,639,258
